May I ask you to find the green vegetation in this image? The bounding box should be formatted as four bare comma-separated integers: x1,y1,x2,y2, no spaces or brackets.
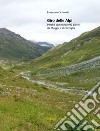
25,26,100,72
0,28,51,63
0,26,100,130
14,26,100,90
0,68,82,131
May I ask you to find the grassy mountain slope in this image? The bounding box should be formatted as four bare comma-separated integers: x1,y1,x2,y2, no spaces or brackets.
27,26,100,72
1,26,100,130
0,66,10,78
1,67,97,131
0,28,51,63
14,26,100,90
0,66,82,131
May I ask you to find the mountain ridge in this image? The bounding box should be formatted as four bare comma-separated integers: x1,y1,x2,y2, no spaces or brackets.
0,28,51,63
27,26,100,72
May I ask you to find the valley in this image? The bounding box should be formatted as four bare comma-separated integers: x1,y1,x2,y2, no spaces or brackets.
0,27,100,131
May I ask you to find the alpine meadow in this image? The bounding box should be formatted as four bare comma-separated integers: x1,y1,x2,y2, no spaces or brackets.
0,27,100,131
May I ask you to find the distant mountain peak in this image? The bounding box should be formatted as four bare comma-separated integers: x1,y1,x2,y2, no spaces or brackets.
0,28,9,32
0,28,16,36
36,42,54,47
0,27,8,30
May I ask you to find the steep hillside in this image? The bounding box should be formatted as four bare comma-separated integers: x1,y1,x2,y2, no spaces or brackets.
25,26,100,72
14,26,100,89
0,28,51,63
1,27,100,131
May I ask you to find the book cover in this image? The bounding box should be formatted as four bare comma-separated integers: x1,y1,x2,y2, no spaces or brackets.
0,0,100,130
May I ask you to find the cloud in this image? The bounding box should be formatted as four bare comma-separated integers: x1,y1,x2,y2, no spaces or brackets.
0,0,100,45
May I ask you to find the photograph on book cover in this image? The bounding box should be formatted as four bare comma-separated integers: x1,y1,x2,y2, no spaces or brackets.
0,0,100,131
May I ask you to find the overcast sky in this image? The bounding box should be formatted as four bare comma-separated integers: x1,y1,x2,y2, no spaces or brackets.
0,0,100,45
